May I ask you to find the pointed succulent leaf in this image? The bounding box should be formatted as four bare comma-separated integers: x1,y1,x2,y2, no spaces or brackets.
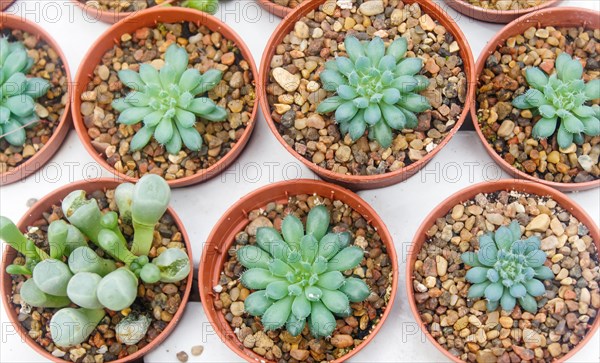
461,252,482,267
494,226,513,250
309,301,336,338
534,266,554,280
286,313,306,337
584,79,600,100
344,36,364,61
292,293,311,320
518,294,538,313
282,214,304,248
484,282,504,301
316,270,345,290
465,266,490,284
525,67,549,90
327,246,363,272
524,279,545,297
306,205,329,241
237,245,272,269
265,281,291,300
467,282,490,299
305,286,323,301
337,277,369,302
320,288,350,316
386,37,408,61
241,268,283,289
259,295,293,331
371,121,393,148
509,283,526,298
269,259,294,277
526,249,547,267
500,289,517,312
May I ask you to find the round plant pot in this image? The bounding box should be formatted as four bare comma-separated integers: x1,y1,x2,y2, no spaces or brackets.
1,15,72,185
72,0,177,24
199,179,398,362
257,0,293,18
0,178,193,363
259,0,476,190
472,7,600,192
444,0,561,24
407,179,600,362
0,0,15,11
73,7,258,188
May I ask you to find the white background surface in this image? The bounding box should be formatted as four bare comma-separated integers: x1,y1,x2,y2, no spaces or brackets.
1,0,599,362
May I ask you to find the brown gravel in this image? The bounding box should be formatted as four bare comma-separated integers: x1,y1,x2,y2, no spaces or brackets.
413,190,599,362
0,29,68,175
460,0,544,11
215,194,393,361
267,0,467,176
80,22,255,181
79,0,181,12
477,26,600,184
9,188,188,362
270,0,307,10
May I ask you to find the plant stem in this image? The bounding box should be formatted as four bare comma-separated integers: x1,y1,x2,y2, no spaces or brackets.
131,222,155,256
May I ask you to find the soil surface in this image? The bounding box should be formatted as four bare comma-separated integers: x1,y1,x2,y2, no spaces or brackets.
214,194,393,362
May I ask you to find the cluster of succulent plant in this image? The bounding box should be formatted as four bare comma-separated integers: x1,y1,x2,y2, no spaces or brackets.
462,221,552,313
513,52,600,148
112,44,227,154
317,36,431,148
0,37,51,146
0,174,190,347
237,205,370,338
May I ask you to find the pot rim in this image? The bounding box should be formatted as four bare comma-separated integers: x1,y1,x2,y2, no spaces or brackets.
406,179,600,363
199,178,399,363
258,0,476,188
443,0,562,24
71,0,177,24
0,0,15,12
256,0,293,18
0,178,194,363
0,14,73,185
470,6,600,192
71,6,259,188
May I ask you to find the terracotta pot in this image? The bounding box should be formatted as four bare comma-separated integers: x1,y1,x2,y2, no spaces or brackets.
0,0,15,11
0,15,72,185
0,178,194,363
199,179,398,362
259,0,476,190
472,7,600,192
72,7,259,188
71,0,176,24
444,0,561,24
407,179,600,363
257,0,292,18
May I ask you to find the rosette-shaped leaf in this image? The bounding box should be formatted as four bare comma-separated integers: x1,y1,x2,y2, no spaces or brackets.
111,44,227,154
462,221,552,313
317,36,431,147
237,205,369,338
0,37,51,146
513,53,600,148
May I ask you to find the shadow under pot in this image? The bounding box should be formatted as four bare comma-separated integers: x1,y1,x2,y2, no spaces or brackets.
472,7,600,192
199,179,398,362
407,179,600,362
1,14,72,185
259,0,475,190
443,0,562,24
0,177,193,363
73,7,258,187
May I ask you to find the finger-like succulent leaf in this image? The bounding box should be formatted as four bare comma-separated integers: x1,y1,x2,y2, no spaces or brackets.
20,279,71,308
518,294,538,313
245,291,273,316
33,259,72,297
321,288,350,316
67,272,103,309
96,268,138,311
237,245,272,269
466,266,490,284
282,214,304,248
305,205,329,241
50,308,105,347
327,246,364,272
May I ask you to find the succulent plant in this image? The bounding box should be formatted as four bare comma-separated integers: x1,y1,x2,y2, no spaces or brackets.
461,221,553,313
1,175,191,347
115,313,152,345
50,308,105,348
180,0,219,14
317,36,431,147
0,37,51,146
237,205,370,338
112,44,227,154
513,53,600,148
